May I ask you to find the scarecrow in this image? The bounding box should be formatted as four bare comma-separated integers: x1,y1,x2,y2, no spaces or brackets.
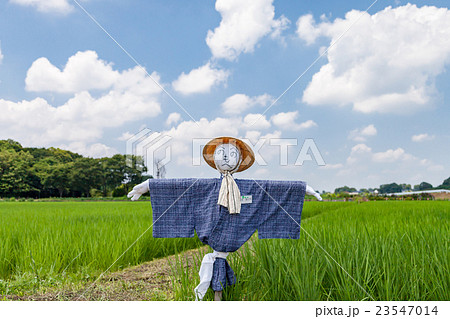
128,137,322,300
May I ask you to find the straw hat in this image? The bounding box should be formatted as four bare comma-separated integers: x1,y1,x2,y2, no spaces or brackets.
203,137,255,173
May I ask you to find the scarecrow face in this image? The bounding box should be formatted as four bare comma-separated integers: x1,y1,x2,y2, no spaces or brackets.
213,143,241,172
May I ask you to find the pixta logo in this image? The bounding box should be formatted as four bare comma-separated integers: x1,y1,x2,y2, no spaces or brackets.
126,129,172,176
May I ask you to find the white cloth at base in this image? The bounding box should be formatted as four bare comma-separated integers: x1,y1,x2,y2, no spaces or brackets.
194,251,229,301
217,171,241,214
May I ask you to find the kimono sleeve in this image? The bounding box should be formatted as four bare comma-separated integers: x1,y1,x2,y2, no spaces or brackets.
257,180,306,239
149,178,198,238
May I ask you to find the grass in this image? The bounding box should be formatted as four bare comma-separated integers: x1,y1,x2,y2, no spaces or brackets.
172,201,449,301
1,200,448,301
0,201,202,295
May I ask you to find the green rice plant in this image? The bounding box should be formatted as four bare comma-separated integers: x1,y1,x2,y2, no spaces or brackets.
0,202,202,288
172,201,449,301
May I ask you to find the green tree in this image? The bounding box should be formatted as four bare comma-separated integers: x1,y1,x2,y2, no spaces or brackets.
98,155,128,196
379,183,402,194
418,182,433,190
0,139,150,198
0,148,36,196
0,139,23,152
399,183,412,191
69,158,102,197
438,177,450,190
34,160,73,197
334,186,357,194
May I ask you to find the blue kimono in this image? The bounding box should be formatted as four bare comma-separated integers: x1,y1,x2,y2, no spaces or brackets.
148,178,306,291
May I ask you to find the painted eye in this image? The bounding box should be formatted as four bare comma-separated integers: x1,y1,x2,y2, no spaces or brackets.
230,151,237,157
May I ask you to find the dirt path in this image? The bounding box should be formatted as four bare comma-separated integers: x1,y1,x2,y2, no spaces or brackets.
3,246,210,301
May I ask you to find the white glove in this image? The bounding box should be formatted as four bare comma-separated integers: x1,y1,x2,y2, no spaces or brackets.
127,180,150,201
306,184,323,201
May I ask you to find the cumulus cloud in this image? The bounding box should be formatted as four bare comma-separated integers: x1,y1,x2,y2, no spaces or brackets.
320,163,343,170
346,143,372,164
346,144,418,165
221,93,273,115
58,142,118,158
161,117,240,167
153,116,285,172
412,133,435,142
296,14,324,45
243,113,271,130
270,111,317,131
348,124,377,141
26,51,119,93
117,131,134,141
10,0,73,14
0,51,163,157
245,130,262,144
206,0,290,60
166,112,181,126
298,4,450,113
172,62,229,95
372,148,415,163
332,142,445,189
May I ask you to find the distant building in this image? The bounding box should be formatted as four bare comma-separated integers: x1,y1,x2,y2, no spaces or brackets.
386,189,450,200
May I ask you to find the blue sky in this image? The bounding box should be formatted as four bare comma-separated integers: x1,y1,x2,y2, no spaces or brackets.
0,0,449,192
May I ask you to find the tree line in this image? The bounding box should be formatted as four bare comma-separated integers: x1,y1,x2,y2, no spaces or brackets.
334,178,450,195
0,139,150,198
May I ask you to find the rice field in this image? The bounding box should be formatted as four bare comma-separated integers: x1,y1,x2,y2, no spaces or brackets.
0,202,201,284
172,201,449,301
0,200,448,300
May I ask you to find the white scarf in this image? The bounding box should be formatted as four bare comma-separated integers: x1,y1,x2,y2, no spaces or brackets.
217,170,241,214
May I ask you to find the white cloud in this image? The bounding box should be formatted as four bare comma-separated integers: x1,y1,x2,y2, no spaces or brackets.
412,133,435,142
243,113,271,130
372,148,415,163
0,91,161,145
348,124,377,141
166,112,181,126
351,144,372,154
299,4,450,113
58,142,118,158
0,51,162,157
270,15,290,40
0,44,3,64
162,117,240,167
10,0,73,14
206,0,290,60
117,131,134,141
346,144,417,165
270,111,317,131
154,116,284,172
172,62,229,95
296,14,323,45
221,93,273,115
361,124,377,136
25,50,163,97
320,163,343,170
346,143,372,164
26,51,119,93
245,130,262,144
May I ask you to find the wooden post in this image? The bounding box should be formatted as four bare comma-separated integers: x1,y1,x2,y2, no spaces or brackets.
214,290,222,301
